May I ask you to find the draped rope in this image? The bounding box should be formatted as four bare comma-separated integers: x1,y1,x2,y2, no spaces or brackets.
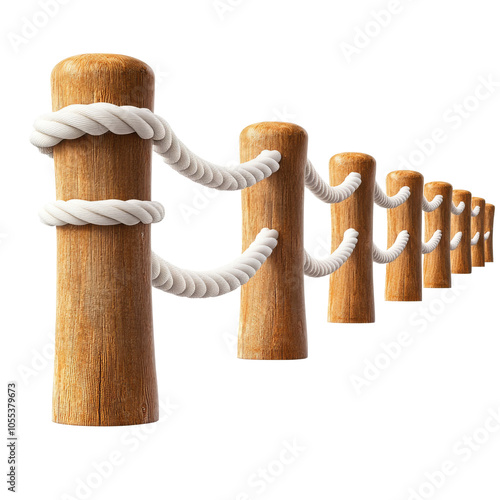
451,201,465,215
471,232,480,245
304,160,361,203
151,229,278,297
485,231,491,240
372,230,410,264
471,206,481,217
422,195,443,212
304,229,359,277
450,232,462,250
31,103,281,191
422,230,442,254
374,183,411,209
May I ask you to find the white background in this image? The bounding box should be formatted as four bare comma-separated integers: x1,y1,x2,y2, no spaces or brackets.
2,0,500,499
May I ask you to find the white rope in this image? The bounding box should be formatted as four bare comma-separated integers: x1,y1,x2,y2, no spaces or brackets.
485,231,491,241
374,183,411,209
422,195,443,212
451,201,465,215
373,230,410,264
450,232,462,250
471,206,481,217
39,199,165,226
304,229,359,277
151,228,278,298
304,160,361,203
471,232,480,245
422,230,442,254
30,103,281,191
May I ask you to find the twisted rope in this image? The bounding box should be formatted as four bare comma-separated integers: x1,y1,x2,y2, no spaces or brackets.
304,229,359,277
451,201,465,215
39,199,165,226
304,160,361,203
151,228,278,298
422,230,442,254
374,183,411,209
485,231,491,241
471,206,481,217
471,232,480,245
450,232,463,250
373,230,410,264
31,103,281,191
422,195,443,212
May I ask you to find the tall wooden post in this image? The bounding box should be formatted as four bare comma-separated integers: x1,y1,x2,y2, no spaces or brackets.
385,171,423,301
471,197,486,267
51,54,158,425
238,122,308,359
424,182,452,288
328,153,375,322
451,190,472,274
485,203,495,263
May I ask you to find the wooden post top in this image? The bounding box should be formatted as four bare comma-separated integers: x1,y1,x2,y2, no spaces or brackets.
51,53,155,111
453,189,471,197
425,181,452,190
387,170,423,181
473,196,486,204
240,122,307,142
330,152,375,167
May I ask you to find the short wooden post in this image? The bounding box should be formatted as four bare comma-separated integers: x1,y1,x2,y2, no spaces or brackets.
471,197,486,267
424,182,452,288
485,203,495,263
51,54,158,425
451,190,472,274
328,153,375,323
238,122,308,360
385,171,423,301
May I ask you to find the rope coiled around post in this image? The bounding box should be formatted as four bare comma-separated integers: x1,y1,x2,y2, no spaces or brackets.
39,199,165,226
30,103,281,191
304,160,361,203
472,206,481,217
374,183,411,209
372,230,410,264
151,229,278,297
485,231,491,240
422,230,442,254
304,229,359,277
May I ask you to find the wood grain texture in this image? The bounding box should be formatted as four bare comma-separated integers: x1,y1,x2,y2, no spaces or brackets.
385,171,423,301
424,182,452,288
51,54,158,425
471,197,486,267
238,122,308,359
328,153,375,323
451,190,472,274
485,203,495,263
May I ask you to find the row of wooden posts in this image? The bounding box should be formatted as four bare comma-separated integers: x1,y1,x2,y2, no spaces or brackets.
237,122,495,360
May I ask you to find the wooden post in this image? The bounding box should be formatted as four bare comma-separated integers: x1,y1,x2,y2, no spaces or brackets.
424,182,452,288
471,197,486,267
328,153,375,323
451,190,472,274
385,171,423,301
238,122,308,360
485,203,495,263
51,54,158,425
